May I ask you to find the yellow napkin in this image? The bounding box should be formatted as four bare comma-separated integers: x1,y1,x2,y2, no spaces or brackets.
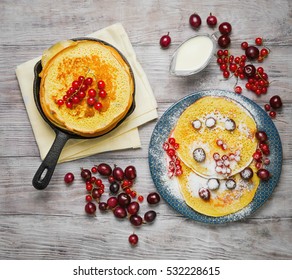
16,23,158,163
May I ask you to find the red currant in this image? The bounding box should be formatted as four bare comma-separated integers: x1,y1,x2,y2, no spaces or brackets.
255,37,263,46
234,86,242,94
269,111,276,118
84,77,93,86
241,41,248,50
206,13,217,26
99,90,107,98
88,89,97,98
97,80,105,89
94,102,103,111
87,97,96,106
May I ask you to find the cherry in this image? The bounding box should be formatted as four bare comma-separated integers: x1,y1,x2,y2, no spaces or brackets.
85,202,96,214
160,32,171,48
113,166,125,181
198,187,210,200
189,13,202,29
219,22,232,34
245,46,260,60
130,214,143,226
109,181,120,194
127,201,140,215
144,210,157,223
117,192,131,208
255,131,268,142
107,196,118,208
257,169,270,181
97,163,112,176
269,95,282,109
80,168,91,181
147,192,161,205
64,172,74,184
98,202,108,211
91,188,101,200
206,13,217,26
128,233,138,246
244,64,256,77
218,34,231,48
124,165,137,180
114,206,127,219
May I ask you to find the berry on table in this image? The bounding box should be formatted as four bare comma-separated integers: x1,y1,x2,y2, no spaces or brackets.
218,22,232,34
189,13,202,29
128,233,138,246
160,32,171,48
64,172,74,184
206,13,217,27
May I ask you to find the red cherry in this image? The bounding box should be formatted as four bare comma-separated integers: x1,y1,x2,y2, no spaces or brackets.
269,95,282,109
124,165,137,180
257,169,270,181
64,172,74,184
255,131,268,142
128,234,138,246
189,13,202,29
245,46,260,60
206,13,217,26
160,32,171,48
218,22,232,34
218,34,231,48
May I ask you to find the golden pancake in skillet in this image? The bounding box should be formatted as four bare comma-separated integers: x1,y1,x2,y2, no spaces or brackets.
173,96,257,179
39,39,134,137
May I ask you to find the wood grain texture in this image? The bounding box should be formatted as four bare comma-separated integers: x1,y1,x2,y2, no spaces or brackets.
0,0,291,260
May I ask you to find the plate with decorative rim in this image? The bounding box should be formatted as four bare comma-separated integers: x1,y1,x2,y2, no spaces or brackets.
148,90,282,224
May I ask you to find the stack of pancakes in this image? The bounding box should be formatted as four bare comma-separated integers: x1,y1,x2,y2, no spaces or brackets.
39,39,134,137
172,96,260,217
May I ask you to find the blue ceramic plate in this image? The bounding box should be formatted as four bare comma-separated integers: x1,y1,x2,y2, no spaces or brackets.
148,90,282,224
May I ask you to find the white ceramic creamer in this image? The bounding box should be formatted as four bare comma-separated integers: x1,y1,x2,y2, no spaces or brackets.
170,34,215,76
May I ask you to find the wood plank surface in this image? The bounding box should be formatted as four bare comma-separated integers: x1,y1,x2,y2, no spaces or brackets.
0,0,291,260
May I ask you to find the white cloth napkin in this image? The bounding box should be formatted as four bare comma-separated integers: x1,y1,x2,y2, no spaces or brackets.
16,23,158,163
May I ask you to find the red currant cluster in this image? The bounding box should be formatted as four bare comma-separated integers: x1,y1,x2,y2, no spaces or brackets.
216,49,270,95
213,148,241,177
163,137,182,177
56,75,107,111
63,163,161,247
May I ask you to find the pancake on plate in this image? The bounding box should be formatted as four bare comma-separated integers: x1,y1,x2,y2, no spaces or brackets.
39,39,134,137
173,96,257,179
177,160,260,217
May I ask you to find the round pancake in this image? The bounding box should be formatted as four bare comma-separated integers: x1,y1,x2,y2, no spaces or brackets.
173,96,257,179
177,161,260,217
39,40,134,137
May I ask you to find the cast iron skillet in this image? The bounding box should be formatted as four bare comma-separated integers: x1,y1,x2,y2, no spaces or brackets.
32,38,136,190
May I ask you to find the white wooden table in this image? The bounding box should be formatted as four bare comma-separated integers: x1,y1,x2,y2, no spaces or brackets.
1,0,291,259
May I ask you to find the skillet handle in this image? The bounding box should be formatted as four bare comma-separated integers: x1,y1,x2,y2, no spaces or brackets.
32,131,70,190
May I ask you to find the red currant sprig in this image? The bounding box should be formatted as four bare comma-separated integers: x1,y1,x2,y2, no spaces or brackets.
163,137,182,177
56,74,107,112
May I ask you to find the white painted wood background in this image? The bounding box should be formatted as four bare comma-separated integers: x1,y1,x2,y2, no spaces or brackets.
0,0,291,259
